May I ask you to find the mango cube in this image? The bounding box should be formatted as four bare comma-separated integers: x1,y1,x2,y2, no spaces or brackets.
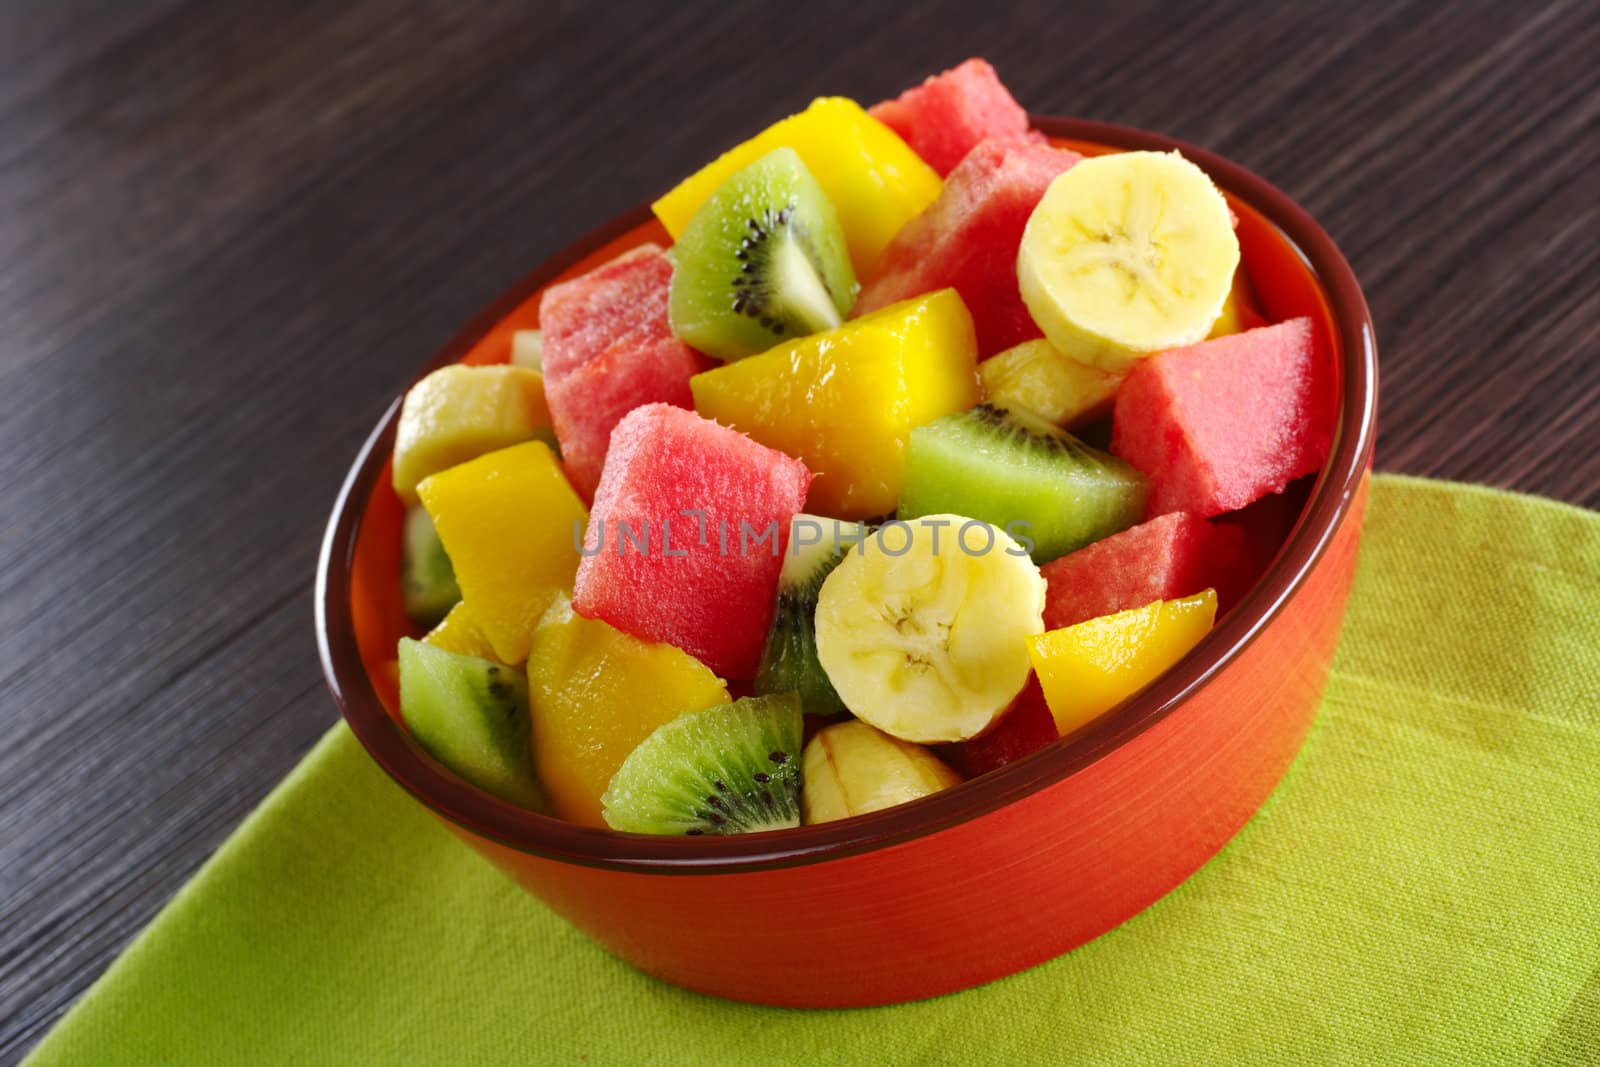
423,601,500,662
1027,589,1217,736
689,290,980,518
652,97,942,276
392,364,555,504
1207,268,1269,339
418,441,587,663
979,338,1123,429
528,596,730,827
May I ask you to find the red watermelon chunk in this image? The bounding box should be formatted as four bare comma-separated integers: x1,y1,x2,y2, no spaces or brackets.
869,59,1040,177
540,245,673,379
573,404,812,679
1040,512,1249,631
544,332,710,497
856,138,1081,357
1111,318,1333,518
538,245,713,496
943,677,1057,778
1211,476,1313,586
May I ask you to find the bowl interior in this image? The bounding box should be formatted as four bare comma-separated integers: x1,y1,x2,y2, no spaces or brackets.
318,120,1375,872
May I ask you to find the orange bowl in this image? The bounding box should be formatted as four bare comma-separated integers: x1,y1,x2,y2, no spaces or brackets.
316,116,1377,1008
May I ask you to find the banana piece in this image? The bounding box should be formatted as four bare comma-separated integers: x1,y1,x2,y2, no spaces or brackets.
1018,150,1239,371
509,329,543,370
978,338,1125,429
802,720,963,824
814,514,1045,743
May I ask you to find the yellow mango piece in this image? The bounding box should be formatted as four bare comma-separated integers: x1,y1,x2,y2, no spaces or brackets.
1027,589,1218,736
392,364,555,504
1207,268,1267,339
422,602,500,662
978,338,1124,428
418,441,587,664
690,290,980,518
527,596,730,827
652,97,942,276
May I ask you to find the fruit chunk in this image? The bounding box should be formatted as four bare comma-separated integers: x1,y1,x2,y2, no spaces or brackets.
572,404,811,679
528,595,730,827
509,329,543,370
397,637,543,809
539,246,676,379
601,693,803,835
1018,151,1240,370
1214,477,1312,580
1041,511,1249,629
391,364,554,504
538,244,713,496
652,97,941,276
423,601,499,662
815,514,1045,743
1027,589,1217,736
898,404,1147,564
754,515,865,716
1111,318,1332,517
1207,268,1268,339
400,506,459,627
978,338,1122,429
943,677,1058,779
418,441,588,664
802,720,962,824
690,290,980,518
868,58,1040,177
858,137,1081,357
669,148,857,361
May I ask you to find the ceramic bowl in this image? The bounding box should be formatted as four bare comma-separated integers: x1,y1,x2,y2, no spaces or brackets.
317,116,1378,1008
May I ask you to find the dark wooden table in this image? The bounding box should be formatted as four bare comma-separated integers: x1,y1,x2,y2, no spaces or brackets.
2,1,1595,1059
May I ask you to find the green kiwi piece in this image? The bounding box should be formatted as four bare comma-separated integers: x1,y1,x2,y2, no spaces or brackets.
668,147,857,362
601,693,804,835
897,404,1148,564
754,515,863,716
397,638,544,810
401,506,460,627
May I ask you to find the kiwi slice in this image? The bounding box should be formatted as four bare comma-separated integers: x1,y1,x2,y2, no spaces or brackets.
401,506,459,627
397,637,544,809
601,692,803,835
754,515,862,716
668,147,857,362
898,404,1148,564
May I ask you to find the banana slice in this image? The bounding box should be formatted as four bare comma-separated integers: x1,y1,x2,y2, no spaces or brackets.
814,514,1045,743
802,720,963,824
1018,150,1239,371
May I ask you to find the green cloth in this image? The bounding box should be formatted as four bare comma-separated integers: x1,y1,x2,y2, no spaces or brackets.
25,475,1600,1065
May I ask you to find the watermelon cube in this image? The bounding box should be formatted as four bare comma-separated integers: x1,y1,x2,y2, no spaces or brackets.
1211,476,1313,581
1040,511,1248,631
573,404,812,679
943,677,1057,778
869,59,1040,177
545,330,711,497
1111,318,1333,518
856,138,1081,358
540,245,673,379
539,245,712,495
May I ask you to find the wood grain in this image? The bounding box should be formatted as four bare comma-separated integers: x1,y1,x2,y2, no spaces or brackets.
0,0,1594,1058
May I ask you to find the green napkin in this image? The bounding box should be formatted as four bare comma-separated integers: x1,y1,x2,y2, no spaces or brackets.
25,475,1600,1065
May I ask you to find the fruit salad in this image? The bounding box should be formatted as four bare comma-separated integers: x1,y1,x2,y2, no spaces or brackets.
386,58,1335,836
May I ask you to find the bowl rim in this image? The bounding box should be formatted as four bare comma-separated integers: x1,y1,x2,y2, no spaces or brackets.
316,115,1378,874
